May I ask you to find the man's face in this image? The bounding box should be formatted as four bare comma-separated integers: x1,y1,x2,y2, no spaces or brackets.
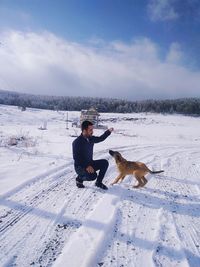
83,125,94,137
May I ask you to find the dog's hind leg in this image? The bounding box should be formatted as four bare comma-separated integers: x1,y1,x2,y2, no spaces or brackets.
141,176,148,187
110,174,124,185
133,174,143,188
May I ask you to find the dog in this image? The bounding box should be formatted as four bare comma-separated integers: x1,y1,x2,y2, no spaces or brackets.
109,150,164,188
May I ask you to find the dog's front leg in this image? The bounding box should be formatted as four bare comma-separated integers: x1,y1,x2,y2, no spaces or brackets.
119,176,126,183
110,174,124,185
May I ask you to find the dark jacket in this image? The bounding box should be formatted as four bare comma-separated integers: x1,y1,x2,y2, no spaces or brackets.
72,130,111,168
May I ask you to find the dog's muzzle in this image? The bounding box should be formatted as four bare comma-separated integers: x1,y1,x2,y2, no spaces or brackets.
109,150,114,156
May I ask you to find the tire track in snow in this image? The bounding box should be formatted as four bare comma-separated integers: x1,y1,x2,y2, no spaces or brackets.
152,149,200,267
0,165,71,234
0,157,107,266
94,192,162,267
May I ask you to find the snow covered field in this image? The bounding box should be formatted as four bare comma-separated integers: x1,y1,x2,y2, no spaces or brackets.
0,104,200,267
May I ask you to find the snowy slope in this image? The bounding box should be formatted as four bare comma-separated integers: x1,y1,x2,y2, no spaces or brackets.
0,105,199,267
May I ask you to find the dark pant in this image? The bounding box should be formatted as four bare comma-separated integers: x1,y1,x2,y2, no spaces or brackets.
75,159,109,184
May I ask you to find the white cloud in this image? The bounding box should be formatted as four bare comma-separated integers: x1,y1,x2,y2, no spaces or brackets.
0,30,199,100
148,0,179,21
166,42,183,63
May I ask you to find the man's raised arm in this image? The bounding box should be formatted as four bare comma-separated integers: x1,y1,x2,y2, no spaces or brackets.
91,128,114,143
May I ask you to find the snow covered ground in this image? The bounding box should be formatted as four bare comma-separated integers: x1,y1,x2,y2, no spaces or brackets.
0,104,199,267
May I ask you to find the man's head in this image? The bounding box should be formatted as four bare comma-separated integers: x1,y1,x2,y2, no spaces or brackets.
81,120,94,137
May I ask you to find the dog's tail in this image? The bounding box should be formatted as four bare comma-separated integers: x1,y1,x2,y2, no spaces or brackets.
149,170,164,174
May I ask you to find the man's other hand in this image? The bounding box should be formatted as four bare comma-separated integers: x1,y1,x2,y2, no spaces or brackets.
86,166,95,173
108,127,114,133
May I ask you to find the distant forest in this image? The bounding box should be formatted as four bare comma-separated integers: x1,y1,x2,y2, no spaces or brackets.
0,90,200,115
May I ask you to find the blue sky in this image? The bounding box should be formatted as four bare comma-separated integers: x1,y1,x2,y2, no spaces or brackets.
0,0,200,100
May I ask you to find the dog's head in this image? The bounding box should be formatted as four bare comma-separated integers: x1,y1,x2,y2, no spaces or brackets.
109,150,123,163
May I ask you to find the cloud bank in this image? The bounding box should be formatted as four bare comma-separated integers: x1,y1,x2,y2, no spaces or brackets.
0,30,199,100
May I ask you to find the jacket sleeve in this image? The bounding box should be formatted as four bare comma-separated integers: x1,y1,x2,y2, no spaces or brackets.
90,130,111,144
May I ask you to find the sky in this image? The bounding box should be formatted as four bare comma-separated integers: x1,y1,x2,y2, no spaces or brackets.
0,0,200,100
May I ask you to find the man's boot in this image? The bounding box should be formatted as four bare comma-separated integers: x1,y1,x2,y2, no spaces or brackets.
76,176,85,188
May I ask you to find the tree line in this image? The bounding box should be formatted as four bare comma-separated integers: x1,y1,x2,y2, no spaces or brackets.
0,89,200,115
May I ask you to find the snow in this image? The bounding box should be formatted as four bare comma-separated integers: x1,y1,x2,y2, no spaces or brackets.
0,104,200,267
54,187,119,267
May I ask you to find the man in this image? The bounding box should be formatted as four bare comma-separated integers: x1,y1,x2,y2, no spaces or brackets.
72,120,114,190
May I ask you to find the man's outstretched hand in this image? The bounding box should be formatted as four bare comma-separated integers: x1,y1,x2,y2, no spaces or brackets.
86,165,95,173
108,127,114,133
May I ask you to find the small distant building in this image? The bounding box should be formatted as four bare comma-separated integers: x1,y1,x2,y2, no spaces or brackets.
80,107,100,127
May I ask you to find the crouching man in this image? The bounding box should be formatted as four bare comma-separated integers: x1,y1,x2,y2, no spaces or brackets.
72,120,113,190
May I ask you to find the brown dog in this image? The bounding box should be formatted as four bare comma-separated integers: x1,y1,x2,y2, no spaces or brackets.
109,150,164,188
